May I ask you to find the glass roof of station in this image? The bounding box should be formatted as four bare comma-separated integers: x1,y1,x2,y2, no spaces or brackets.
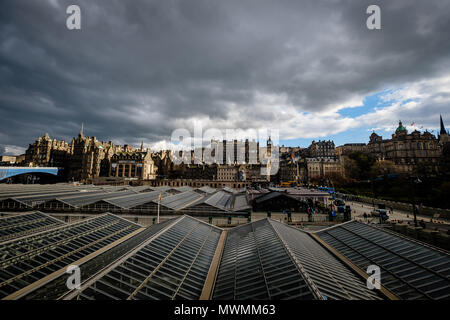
0,211,64,242
316,221,450,300
213,219,381,300
73,216,221,300
1,209,448,301
0,213,142,299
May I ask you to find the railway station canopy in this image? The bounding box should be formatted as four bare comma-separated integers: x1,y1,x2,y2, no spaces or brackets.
0,211,448,300
0,184,250,216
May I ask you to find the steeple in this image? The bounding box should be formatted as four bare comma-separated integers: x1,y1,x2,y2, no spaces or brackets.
440,115,447,135
140,140,144,151
79,122,84,139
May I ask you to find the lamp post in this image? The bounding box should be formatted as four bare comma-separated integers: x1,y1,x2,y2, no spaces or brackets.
157,192,162,224
410,176,422,228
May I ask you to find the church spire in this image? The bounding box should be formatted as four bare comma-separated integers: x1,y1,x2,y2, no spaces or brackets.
440,115,446,135
78,122,85,139
140,140,144,151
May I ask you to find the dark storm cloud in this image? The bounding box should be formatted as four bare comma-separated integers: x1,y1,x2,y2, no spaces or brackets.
1,0,449,153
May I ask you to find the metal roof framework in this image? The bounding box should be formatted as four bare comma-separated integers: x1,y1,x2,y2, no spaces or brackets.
155,191,205,212
0,211,64,242
0,198,33,210
212,219,383,300
194,186,217,194
70,216,222,300
0,213,142,300
213,219,317,300
71,190,138,207
316,221,450,300
1,208,448,301
81,191,171,213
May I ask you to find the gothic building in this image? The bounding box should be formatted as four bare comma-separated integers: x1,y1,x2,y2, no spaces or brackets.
439,115,450,145
66,130,120,181
24,129,157,182
25,133,70,167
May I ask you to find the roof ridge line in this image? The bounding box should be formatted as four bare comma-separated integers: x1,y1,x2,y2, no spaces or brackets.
182,215,224,231
267,219,324,300
309,232,399,300
104,212,142,227
311,219,355,233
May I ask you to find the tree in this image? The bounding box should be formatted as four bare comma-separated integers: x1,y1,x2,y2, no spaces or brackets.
370,160,396,177
345,152,376,180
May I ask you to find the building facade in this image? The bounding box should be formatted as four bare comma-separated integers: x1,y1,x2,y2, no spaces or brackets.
110,148,157,180
308,140,336,158
25,133,70,167
367,121,441,173
336,143,367,156
305,157,343,181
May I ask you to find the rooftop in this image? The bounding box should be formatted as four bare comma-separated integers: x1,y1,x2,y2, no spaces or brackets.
1,212,448,300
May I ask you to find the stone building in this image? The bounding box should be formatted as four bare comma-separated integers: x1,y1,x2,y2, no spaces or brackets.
209,139,260,165
367,121,441,173
109,148,157,180
278,160,300,183
336,143,367,156
0,155,18,165
66,130,119,181
308,140,336,158
438,115,450,146
217,165,239,181
178,164,218,180
304,157,343,181
25,133,70,167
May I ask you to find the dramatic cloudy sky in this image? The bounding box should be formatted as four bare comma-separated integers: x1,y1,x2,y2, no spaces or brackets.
1,0,450,154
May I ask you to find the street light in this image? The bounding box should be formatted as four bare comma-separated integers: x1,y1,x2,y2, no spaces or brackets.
410,176,422,228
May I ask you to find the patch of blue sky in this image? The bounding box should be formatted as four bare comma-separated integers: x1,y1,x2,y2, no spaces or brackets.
338,89,396,118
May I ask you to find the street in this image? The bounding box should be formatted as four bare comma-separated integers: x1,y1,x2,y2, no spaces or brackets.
346,199,450,233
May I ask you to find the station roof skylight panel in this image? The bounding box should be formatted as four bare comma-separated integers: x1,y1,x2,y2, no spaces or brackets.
212,219,317,300
221,187,240,194
72,215,222,300
105,191,170,210
0,213,143,300
0,188,94,200
12,191,97,206
59,190,138,208
231,194,252,213
151,186,173,193
195,186,216,194
124,186,155,193
0,211,65,243
178,193,231,216
316,221,450,300
29,219,178,300
210,191,233,211
0,188,100,203
156,191,204,211
268,220,383,300
188,191,232,212
174,186,194,193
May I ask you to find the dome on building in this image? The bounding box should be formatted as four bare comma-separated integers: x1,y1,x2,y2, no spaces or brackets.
396,121,407,133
